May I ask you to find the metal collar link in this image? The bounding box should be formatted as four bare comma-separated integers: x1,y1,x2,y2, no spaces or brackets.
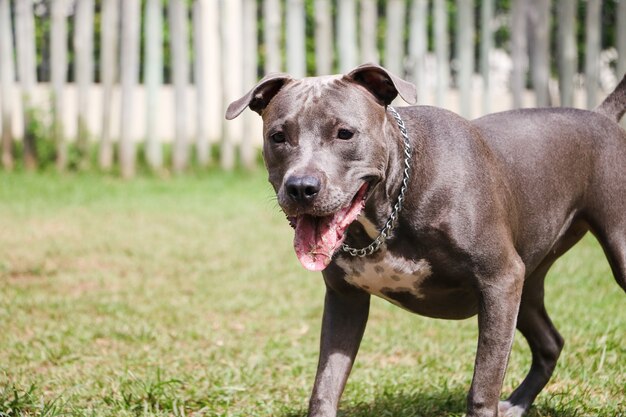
341,106,412,257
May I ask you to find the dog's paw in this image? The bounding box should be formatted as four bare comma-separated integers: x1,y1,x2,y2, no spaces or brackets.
498,401,525,417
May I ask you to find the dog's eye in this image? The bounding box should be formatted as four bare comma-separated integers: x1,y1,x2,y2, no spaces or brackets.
270,132,286,143
337,129,354,140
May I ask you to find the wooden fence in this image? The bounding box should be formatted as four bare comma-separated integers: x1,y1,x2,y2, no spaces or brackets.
0,0,625,176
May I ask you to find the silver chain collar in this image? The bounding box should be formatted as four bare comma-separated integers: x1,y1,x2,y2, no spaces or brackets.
341,106,412,257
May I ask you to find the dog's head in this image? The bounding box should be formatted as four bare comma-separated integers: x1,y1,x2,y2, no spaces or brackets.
226,64,417,271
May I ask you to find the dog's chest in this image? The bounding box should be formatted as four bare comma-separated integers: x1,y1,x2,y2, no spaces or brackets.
335,249,432,303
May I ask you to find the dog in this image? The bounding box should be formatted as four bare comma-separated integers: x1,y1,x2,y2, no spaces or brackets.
225,63,626,417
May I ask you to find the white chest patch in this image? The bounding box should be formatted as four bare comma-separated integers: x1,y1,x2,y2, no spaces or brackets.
336,249,432,303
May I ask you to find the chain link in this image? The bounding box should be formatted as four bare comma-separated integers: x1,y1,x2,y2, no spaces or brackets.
341,106,412,257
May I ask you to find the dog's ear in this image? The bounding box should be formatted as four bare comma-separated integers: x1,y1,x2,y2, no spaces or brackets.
345,63,417,105
225,73,293,120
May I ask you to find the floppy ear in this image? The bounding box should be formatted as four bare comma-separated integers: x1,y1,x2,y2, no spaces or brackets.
225,73,293,120
345,63,417,105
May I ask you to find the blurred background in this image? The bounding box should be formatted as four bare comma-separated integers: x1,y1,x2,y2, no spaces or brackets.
0,0,624,177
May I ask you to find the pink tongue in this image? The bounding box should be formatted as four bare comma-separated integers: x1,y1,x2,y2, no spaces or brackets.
292,184,368,271
294,214,340,271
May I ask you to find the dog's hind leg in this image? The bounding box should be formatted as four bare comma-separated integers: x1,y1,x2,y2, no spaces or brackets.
500,262,564,417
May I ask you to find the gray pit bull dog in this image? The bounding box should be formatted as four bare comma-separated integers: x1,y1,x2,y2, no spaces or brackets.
225,63,626,417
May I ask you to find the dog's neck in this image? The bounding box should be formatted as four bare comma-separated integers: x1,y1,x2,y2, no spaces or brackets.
346,106,416,248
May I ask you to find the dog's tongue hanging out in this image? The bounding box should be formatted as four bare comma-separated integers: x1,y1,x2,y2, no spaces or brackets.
292,184,368,271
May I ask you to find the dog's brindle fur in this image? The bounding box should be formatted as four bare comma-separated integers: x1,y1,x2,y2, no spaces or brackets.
226,64,626,417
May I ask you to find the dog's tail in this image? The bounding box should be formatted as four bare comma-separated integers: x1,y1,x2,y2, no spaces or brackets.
595,74,626,122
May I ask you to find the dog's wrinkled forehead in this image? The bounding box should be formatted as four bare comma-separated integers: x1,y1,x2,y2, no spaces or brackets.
262,75,383,126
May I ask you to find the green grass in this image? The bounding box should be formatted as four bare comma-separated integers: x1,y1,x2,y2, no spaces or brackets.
0,171,624,417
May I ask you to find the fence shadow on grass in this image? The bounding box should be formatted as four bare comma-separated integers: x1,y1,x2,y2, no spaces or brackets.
280,386,585,417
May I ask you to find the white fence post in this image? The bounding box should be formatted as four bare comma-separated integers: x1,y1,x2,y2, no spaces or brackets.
457,0,475,118
74,0,94,167
145,0,163,170
337,0,357,73
558,0,576,107
385,0,406,79
511,0,527,108
207,0,222,149
409,0,428,99
0,0,15,170
241,0,258,170
51,0,68,170
264,0,282,74
194,0,210,167
529,0,550,107
434,0,449,107
170,0,190,173
100,0,118,170
480,0,494,114
287,0,306,78
314,0,333,75
585,0,602,109
360,0,378,65
120,0,140,178
221,0,243,170
15,0,37,170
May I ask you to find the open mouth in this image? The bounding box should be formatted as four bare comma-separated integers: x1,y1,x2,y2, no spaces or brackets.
288,182,370,271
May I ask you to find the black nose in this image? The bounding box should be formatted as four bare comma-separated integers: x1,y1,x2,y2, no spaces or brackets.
285,175,321,203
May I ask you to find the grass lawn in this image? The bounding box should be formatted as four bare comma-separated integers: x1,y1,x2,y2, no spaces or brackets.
0,171,624,417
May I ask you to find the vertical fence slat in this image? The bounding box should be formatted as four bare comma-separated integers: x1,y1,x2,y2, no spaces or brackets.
15,0,37,170
170,0,190,173
0,0,15,170
511,0,527,108
337,0,358,73
457,0,475,118
145,0,163,170
241,0,258,170
409,0,428,99
206,0,222,148
51,0,68,170
360,0,378,65
120,0,140,178
480,0,494,114
385,0,406,79
100,0,118,170
74,0,94,167
264,0,282,74
529,0,550,107
222,0,243,170
314,0,333,75
193,0,209,167
434,0,449,106
558,0,576,107
287,0,306,78
585,0,602,109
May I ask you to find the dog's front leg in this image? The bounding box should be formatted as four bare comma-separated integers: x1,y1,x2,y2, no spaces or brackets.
467,257,525,417
307,283,370,417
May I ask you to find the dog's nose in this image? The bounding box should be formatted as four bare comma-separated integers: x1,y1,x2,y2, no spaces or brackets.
285,176,321,203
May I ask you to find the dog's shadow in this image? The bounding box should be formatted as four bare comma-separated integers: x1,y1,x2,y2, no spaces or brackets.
281,388,466,417
281,388,580,417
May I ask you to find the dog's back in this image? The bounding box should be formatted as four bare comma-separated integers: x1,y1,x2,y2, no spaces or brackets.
471,83,626,273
